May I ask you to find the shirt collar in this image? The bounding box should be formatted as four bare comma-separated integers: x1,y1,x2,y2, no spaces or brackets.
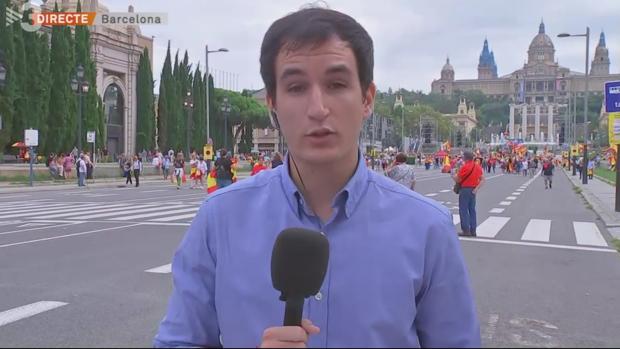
279,149,369,220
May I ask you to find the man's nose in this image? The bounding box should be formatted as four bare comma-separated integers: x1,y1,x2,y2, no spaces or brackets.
306,85,329,121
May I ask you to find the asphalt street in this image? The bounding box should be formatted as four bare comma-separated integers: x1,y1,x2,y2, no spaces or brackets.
0,167,619,347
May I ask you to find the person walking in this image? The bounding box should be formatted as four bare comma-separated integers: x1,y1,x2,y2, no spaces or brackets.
174,153,185,190
453,151,485,237
214,149,233,189
162,155,171,180
133,155,143,187
77,154,87,187
542,158,554,189
124,157,133,186
387,152,416,191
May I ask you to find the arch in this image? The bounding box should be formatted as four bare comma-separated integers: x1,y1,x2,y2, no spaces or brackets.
102,79,127,158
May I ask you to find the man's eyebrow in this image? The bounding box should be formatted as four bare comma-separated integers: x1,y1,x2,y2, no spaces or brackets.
325,64,353,76
279,67,306,81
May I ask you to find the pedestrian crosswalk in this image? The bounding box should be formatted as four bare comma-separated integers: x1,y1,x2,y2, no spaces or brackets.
0,200,200,224
452,214,612,249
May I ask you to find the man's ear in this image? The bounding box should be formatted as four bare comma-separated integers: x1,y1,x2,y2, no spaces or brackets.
363,82,377,121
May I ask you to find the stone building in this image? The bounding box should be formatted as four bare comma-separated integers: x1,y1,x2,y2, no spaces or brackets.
431,21,620,143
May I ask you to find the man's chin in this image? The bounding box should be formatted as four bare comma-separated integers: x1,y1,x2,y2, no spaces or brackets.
293,147,355,166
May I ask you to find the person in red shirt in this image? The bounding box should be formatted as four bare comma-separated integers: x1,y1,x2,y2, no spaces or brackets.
251,157,268,176
453,151,485,237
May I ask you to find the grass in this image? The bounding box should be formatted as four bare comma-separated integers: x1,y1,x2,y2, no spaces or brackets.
573,186,583,194
612,238,620,253
594,167,616,185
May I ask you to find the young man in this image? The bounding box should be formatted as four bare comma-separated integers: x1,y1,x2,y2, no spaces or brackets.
453,151,485,237
543,158,554,189
154,7,479,348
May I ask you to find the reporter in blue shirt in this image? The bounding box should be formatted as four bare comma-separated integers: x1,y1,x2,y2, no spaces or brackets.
154,6,480,348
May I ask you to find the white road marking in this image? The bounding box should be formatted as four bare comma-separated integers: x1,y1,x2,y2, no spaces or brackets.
0,222,83,236
452,214,460,226
521,219,551,242
0,203,72,216
137,222,191,226
476,216,511,238
0,301,68,327
77,205,183,220
499,201,512,206
111,207,198,221
150,213,198,222
451,206,459,210
516,189,525,192
0,194,31,199
483,314,500,342
489,208,505,214
1,203,103,218
0,224,141,249
512,192,521,195
425,193,438,197
440,189,451,193
145,263,172,274
573,222,608,247
506,196,517,200
42,204,152,219
458,236,616,253
141,189,169,193
17,223,48,227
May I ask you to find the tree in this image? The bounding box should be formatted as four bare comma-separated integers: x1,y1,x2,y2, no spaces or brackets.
157,41,173,151
136,48,155,151
190,65,205,153
47,2,76,153
0,0,16,154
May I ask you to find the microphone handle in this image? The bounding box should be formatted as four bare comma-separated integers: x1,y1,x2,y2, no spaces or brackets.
283,297,304,326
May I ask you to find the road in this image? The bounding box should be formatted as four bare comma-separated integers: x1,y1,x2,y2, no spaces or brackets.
1,168,619,347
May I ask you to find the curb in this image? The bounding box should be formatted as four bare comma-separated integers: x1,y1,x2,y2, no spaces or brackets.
563,169,620,230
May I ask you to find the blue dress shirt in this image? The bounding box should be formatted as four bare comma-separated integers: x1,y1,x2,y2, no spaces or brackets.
154,153,480,348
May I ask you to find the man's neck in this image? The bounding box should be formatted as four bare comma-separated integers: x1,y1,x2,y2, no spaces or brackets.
289,150,359,221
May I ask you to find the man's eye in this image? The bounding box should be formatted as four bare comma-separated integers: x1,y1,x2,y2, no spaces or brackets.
328,82,347,90
288,85,306,93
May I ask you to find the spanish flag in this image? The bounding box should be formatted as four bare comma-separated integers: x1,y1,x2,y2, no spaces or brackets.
207,169,218,194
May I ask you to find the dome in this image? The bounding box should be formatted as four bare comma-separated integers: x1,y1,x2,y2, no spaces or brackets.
442,57,454,72
529,21,554,51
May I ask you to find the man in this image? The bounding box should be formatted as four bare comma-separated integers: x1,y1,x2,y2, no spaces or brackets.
154,7,479,348
542,158,554,189
76,154,87,187
453,151,484,237
214,149,234,188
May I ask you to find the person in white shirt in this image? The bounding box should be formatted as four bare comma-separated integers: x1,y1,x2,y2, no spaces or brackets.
197,156,208,190
133,155,143,187
77,154,87,187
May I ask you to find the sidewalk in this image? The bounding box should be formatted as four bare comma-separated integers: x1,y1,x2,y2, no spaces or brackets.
563,168,620,238
0,173,251,194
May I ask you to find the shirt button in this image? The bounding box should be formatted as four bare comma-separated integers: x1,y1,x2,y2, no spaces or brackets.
314,292,323,301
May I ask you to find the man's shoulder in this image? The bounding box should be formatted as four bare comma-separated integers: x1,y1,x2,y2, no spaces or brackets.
206,167,282,202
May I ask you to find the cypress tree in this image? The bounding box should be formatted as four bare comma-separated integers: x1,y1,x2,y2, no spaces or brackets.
136,48,155,152
0,0,15,153
157,41,172,151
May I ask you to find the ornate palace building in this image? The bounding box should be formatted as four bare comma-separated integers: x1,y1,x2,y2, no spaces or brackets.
431,21,620,143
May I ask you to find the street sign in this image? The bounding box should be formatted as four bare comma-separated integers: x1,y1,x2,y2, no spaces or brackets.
203,144,213,159
605,81,620,113
24,129,38,147
87,131,96,143
608,112,620,144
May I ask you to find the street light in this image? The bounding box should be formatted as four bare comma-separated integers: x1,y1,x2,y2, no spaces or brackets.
71,64,90,152
221,97,231,152
205,45,229,147
183,91,194,156
558,27,590,184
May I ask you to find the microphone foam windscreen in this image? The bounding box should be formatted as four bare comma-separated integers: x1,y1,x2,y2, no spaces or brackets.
271,228,330,300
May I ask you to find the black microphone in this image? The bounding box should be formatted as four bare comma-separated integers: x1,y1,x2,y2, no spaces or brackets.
271,228,330,327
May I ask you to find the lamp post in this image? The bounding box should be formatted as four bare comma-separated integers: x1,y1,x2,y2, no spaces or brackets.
558,27,590,184
183,91,194,156
71,64,89,152
205,45,229,146
0,51,6,89
221,97,231,152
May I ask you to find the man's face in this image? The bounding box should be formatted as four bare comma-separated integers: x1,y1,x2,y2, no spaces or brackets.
268,36,375,165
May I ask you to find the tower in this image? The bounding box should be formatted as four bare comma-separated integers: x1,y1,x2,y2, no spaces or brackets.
591,31,610,76
441,57,455,81
478,39,498,79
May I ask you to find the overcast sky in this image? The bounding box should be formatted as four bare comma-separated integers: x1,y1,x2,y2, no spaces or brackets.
99,0,620,93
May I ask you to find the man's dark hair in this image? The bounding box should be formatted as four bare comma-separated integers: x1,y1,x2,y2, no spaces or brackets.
395,152,407,164
260,7,374,102
463,151,474,161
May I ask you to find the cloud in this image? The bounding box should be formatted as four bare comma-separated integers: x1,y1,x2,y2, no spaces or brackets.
102,0,620,93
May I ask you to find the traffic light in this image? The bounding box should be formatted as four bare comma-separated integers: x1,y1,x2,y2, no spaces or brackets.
203,144,213,160
456,131,463,147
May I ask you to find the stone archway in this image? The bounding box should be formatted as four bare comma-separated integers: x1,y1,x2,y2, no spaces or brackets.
103,83,125,158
